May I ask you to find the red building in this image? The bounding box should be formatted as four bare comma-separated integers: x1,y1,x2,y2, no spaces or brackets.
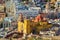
0,0,5,4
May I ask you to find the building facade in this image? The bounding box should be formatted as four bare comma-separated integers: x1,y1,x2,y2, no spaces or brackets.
0,0,5,4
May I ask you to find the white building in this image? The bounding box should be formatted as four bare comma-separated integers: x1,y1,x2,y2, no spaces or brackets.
57,0,60,1
5,0,16,17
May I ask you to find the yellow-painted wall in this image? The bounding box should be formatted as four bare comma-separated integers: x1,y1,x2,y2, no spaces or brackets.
23,19,31,34
18,19,31,34
18,21,23,32
18,20,52,34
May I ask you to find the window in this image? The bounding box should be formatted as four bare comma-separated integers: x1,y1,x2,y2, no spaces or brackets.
58,2,60,7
